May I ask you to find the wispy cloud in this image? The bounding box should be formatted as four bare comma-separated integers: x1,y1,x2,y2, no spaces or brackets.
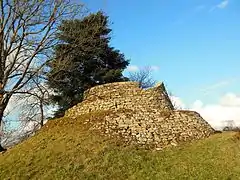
150,65,160,71
127,65,160,72
210,0,229,12
200,78,236,95
127,65,139,72
201,80,229,93
217,0,229,9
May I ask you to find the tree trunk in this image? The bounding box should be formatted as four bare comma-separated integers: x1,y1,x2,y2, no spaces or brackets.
40,100,44,128
0,25,6,152
0,105,6,152
0,84,7,152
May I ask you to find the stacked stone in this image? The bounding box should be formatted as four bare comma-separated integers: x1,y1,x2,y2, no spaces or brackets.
86,109,214,148
64,81,215,149
65,82,174,118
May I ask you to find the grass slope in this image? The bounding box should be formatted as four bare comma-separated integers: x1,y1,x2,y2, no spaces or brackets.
0,113,240,180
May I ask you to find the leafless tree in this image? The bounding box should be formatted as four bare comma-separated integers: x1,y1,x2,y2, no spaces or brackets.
128,66,157,89
0,78,51,150
222,120,239,131
0,0,83,151
1,119,40,149
167,91,183,110
17,77,52,128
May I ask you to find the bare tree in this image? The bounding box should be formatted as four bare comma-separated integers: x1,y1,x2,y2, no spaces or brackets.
167,91,183,110
1,119,40,149
222,120,239,131
17,77,51,128
128,66,157,89
0,0,82,151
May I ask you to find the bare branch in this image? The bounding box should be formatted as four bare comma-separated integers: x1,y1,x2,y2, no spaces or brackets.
0,0,84,150
128,66,157,89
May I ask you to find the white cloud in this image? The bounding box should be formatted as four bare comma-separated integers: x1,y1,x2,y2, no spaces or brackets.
170,96,185,109
127,65,139,72
192,100,204,109
210,0,229,12
191,101,240,130
190,92,240,130
4,95,23,118
219,93,240,106
169,92,240,130
150,65,160,71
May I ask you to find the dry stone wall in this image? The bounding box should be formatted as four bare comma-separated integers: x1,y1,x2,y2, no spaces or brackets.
66,82,174,118
65,81,215,149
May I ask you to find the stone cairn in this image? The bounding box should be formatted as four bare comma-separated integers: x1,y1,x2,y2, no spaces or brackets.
65,81,215,149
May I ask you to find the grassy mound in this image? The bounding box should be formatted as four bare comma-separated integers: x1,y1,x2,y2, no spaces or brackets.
0,113,240,180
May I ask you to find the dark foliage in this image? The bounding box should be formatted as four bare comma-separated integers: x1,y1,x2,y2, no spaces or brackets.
47,11,129,117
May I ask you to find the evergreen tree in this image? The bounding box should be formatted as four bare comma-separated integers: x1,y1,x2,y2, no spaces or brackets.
47,11,129,117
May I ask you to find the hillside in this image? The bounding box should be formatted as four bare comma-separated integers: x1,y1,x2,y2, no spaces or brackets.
0,113,240,180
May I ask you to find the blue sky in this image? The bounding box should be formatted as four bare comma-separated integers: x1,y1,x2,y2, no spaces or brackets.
81,0,240,108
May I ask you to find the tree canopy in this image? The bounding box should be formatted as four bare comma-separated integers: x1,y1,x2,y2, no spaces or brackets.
47,11,129,117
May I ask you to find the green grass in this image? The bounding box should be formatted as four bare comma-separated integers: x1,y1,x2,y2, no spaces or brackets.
0,113,240,180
